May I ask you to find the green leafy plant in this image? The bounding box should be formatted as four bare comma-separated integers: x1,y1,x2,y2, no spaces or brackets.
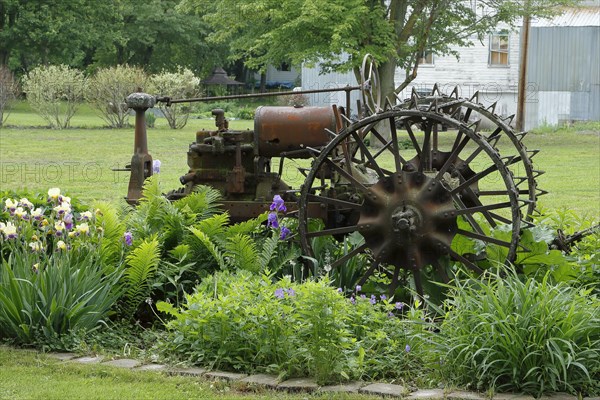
157,271,431,385
436,268,600,396
120,237,161,319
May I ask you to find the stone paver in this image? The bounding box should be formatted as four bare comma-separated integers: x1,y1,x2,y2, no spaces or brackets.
169,367,207,377
204,371,248,381
491,395,536,400
135,363,167,372
583,397,600,400
407,389,446,399
319,381,364,393
102,358,141,369
47,352,77,361
539,394,578,400
359,383,406,397
240,374,280,388
447,390,485,400
277,377,319,392
71,355,104,364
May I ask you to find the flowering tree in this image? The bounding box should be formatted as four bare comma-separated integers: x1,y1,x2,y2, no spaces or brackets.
0,66,19,127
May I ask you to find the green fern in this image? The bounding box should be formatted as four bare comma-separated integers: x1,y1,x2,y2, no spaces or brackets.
259,235,279,271
188,226,227,270
174,185,222,221
225,234,259,272
122,236,161,319
94,201,126,272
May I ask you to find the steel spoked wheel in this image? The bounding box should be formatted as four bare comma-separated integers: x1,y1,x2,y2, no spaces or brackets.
298,108,524,297
402,87,543,221
360,54,382,115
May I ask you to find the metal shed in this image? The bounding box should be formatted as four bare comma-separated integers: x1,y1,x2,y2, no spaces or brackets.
524,7,600,130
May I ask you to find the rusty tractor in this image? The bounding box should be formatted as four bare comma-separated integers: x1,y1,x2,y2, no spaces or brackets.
121,56,596,296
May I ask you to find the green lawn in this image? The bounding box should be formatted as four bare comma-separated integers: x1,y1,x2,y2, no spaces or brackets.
1,104,598,218
0,347,377,400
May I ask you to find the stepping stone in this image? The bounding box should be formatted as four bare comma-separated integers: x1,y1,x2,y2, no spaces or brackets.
447,390,485,400
539,395,579,400
407,389,446,399
71,356,104,364
135,363,167,372
240,374,280,388
492,395,536,400
47,353,77,361
204,371,248,381
169,367,207,377
319,381,364,393
359,383,406,397
102,359,141,369
277,377,319,392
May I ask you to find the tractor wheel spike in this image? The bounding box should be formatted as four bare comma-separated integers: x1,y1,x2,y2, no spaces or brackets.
503,114,516,124
450,86,459,98
486,101,497,114
411,87,421,99
431,83,440,96
469,91,480,103
324,128,338,138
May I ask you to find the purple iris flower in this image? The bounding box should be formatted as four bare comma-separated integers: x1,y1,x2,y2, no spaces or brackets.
286,288,296,297
279,226,291,240
355,285,362,292
267,212,279,228
274,288,285,299
350,296,356,305
64,213,74,230
395,302,404,310
337,288,343,293
405,344,411,353
370,295,377,305
380,294,387,301
124,231,133,246
269,195,287,213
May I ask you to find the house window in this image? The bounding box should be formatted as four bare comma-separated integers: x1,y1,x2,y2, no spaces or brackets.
489,33,509,66
418,50,434,66
278,62,291,72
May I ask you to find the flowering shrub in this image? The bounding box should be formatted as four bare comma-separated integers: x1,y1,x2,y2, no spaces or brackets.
21,65,86,129
148,67,200,129
157,271,432,384
0,188,124,344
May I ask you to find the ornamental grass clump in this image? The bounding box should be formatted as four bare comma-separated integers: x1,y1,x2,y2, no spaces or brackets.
437,269,600,396
0,189,124,345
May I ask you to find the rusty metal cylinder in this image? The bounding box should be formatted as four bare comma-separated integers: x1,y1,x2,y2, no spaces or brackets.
254,106,335,158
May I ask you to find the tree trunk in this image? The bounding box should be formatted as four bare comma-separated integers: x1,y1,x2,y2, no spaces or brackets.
378,58,398,107
259,72,266,93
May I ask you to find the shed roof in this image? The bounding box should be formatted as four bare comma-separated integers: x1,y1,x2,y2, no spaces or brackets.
532,6,600,27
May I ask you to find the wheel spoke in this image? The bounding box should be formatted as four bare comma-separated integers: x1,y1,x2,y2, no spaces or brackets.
446,247,484,274
331,243,368,269
356,260,381,287
350,131,386,178
305,224,360,238
389,117,404,173
451,201,513,216
306,194,363,210
420,123,432,172
435,134,470,179
403,122,422,156
456,228,514,248
323,157,370,194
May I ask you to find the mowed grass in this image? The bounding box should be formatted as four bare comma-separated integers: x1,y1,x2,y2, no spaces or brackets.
0,347,379,400
1,103,598,219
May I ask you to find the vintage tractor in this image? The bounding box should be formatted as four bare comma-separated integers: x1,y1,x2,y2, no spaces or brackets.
122,56,594,296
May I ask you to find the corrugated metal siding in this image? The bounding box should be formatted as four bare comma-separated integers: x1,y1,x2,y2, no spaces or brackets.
527,26,599,92
532,7,600,27
526,25,600,127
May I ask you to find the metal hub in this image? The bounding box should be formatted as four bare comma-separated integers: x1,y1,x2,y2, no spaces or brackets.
357,171,458,270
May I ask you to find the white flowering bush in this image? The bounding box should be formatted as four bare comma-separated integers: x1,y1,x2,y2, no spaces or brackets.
21,65,86,128
86,65,148,128
148,67,200,129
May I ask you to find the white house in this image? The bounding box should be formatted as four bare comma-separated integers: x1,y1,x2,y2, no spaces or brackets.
301,4,600,129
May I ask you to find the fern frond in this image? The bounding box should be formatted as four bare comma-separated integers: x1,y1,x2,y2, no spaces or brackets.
188,226,227,270
225,234,259,273
227,213,267,236
259,235,279,272
123,237,161,319
94,201,127,270
196,213,229,240
174,185,222,221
